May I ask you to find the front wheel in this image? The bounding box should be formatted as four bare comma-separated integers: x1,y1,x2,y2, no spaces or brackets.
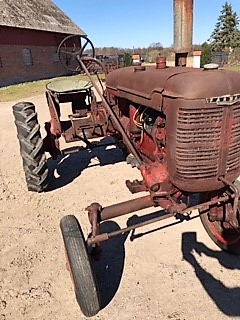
60,215,100,317
200,191,240,255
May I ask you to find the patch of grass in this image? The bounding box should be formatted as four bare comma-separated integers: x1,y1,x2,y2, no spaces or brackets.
0,79,47,102
223,65,240,72
0,74,105,102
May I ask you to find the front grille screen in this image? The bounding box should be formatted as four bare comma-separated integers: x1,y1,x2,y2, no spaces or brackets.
175,105,240,180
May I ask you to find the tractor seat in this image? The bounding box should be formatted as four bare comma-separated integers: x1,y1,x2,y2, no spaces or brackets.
46,78,92,94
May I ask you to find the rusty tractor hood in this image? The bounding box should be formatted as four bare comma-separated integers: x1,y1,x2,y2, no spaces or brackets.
105,66,240,109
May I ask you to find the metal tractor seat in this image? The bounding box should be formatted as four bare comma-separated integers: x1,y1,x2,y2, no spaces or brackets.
46,79,93,118
46,78,92,94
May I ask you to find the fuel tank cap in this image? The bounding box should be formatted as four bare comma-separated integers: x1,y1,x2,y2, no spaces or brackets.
203,63,219,70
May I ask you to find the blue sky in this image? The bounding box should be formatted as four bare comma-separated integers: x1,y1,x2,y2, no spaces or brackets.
53,1,240,48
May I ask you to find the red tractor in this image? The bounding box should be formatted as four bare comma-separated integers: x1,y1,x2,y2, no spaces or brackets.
13,35,240,317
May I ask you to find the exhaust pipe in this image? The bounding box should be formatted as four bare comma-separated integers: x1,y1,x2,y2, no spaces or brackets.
174,0,193,66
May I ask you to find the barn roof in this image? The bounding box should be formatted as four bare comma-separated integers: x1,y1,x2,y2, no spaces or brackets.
0,0,86,35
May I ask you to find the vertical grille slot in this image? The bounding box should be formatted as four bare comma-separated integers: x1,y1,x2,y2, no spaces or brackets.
226,105,240,171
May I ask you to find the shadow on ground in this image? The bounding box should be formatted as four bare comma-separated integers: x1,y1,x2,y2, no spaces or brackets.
182,232,240,317
46,137,125,191
91,221,129,310
92,217,240,315
125,209,196,241
91,210,194,310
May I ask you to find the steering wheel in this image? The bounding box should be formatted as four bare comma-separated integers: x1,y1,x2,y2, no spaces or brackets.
57,35,95,72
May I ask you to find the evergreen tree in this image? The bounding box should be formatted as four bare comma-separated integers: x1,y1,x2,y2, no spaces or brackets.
124,52,132,67
200,42,213,67
208,2,240,52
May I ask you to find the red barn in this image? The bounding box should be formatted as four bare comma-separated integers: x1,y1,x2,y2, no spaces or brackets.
0,0,86,87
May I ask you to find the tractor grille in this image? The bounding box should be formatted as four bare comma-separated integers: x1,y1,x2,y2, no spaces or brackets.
175,104,240,181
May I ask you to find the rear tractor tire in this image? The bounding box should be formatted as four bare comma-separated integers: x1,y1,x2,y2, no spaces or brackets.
12,102,49,192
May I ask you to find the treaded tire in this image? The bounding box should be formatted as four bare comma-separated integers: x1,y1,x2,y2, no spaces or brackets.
60,215,100,317
200,191,240,255
12,102,49,192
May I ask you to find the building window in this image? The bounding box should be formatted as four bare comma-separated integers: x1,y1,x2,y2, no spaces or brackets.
22,48,33,66
52,52,60,63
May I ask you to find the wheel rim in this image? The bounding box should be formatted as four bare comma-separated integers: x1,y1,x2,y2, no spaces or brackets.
200,191,240,253
203,216,240,246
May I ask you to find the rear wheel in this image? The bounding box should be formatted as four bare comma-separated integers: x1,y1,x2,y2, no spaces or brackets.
12,102,49,192
60,215,100,317
200,191,240,255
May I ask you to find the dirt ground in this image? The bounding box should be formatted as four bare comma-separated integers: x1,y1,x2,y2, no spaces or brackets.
1,92,240,320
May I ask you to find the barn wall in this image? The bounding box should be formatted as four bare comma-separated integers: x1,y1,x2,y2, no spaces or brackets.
0,27,71,87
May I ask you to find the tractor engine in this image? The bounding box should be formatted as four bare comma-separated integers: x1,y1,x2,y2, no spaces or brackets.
105,64,240,196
